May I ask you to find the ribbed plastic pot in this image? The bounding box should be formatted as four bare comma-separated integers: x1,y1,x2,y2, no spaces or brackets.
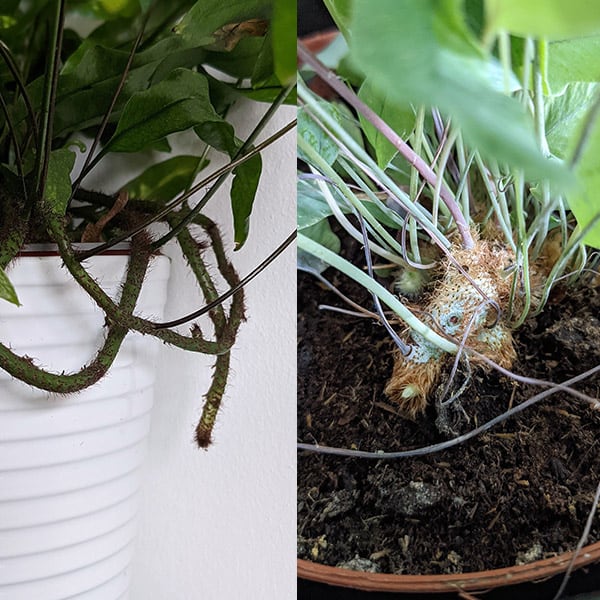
0,249,170,600
298,542,600,596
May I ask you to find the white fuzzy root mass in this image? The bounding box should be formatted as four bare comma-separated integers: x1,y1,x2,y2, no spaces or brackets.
385,233,516,418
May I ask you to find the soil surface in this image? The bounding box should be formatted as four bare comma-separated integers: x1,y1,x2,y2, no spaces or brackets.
297,242,600,576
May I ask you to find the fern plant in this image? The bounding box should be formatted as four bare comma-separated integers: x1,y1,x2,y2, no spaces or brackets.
0,0,295,447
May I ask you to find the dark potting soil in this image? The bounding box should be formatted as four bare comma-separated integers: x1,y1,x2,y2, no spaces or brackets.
297,252,600,576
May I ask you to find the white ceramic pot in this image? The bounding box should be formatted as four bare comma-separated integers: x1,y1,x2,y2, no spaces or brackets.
0,250,170,600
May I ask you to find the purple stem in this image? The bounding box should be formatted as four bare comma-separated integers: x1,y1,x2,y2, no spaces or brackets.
298,41,475,250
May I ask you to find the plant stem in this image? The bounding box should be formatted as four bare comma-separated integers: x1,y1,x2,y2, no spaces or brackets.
297,363,600,459
151,81,296,250
511,170,532,327
34,0,65,202
0,40,39,146
300,136,407,264
45,213,232,354
0,237,149,392
299,79,451,251
534,215,600,314
298,42,475,250
71,9,152,200
533,40,550,157
408,106,426,262
76,119,296,259
169,213,239,448
298,232,457,354
475,154,516,252
154,231,295,329
195,351,230,448
498,30,512,95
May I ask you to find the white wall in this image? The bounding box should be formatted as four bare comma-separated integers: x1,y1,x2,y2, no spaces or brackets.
83,101,296,599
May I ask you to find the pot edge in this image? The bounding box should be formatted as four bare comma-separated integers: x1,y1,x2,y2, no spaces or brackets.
297,541,600,593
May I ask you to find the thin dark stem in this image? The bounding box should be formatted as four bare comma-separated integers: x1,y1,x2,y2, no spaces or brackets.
0,93,26,189
75,119,296,260
552,481,600,600
70,8,153,200
357,212,412,355
298,41,475,250
298,266,377,317
35,0,66,202
297,364,600,459
154,231,296,329
0,40,39,145
150,81,296,250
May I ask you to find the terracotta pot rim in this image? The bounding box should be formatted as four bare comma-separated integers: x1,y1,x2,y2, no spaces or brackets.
299,29,340,56
298,540,600,593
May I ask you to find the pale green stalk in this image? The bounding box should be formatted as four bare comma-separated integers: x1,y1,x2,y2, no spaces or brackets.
299,80,452,251
533,40,550,157
498,30,513,95
521,37,534,97
488,160,514,234
432,128,460,232
336,156,409,257
534,217,600,314
417,131,452,226
299,136,406,265
474,153,516,252
454,130,469,218
313,171,405,265
512,171,532,327
529,40,554,258
409,106,426,262
298,233,457,354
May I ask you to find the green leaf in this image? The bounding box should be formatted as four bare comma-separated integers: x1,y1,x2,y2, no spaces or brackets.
548,36,600,91
298,179,337,230
195,120,262,249
298,102,342,166
231,154,262,249
85,0,141,19
175,0,271,47
567,97,600,248
486,0,600,40
21,39,184,138
348,0,568,183
105,69,221,153
251,31,276,88
125,155,209,203
195,120,239,156
298,220,341,274
45,148,76,215
272,0,295,85
545,83,600,159
0,267,19,306
204,37,266,80
358,78,415,168
322,0,354,39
